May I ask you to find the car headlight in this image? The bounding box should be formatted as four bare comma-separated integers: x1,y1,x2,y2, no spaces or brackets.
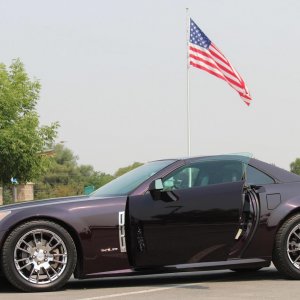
0,211,11,222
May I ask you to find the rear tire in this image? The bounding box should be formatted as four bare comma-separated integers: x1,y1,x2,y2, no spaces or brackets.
1,220,77,292
273,214,300,279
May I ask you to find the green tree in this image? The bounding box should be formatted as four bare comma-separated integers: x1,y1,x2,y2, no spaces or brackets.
34,144,144,199
0,59,58,185
114,162,143,177
290,158,300,175
34,144,114,199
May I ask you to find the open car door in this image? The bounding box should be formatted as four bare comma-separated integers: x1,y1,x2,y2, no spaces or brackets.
128,158,247,268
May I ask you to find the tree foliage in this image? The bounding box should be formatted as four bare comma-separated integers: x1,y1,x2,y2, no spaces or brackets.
0,59,58,184
0,59,143,201
35,144,143,199
290,158,300,175
114,162,143,177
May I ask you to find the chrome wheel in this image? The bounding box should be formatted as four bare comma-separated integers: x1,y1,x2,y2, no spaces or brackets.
14,229,67,285
273,215,300,279
287,224,300,269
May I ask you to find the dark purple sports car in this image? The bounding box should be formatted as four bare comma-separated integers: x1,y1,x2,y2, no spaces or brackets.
1,154,300,292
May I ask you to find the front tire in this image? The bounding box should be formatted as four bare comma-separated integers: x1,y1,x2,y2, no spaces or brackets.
273,214,300,279
1,220,77,292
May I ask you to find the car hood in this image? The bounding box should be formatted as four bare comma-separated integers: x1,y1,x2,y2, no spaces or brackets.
0,195,119,212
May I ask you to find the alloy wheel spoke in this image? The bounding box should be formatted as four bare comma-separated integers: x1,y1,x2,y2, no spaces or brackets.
294,255,300,262
51,259,66,265
32,232,38,247
288,248,300,253
36,269,40,283
43,267,52,282
29,266,35,279
50,265,58,276
49,241,61,251
15,257,30,263
50,253,67,256
18,262,33,271
21,239,32,250
293,232,300,240
14,229,68,285
17,247,31,254
47,236,55,247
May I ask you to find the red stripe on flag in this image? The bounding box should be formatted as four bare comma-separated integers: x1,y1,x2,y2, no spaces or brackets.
209,46,230,66
189,19,252,104
189,54,220,72
190,61,226,81
190,45,243,86
190,53,245,90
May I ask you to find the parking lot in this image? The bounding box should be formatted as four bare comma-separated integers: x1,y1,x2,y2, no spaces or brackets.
0,265,299,300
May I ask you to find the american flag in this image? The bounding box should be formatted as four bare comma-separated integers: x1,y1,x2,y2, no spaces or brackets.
189,19,252,106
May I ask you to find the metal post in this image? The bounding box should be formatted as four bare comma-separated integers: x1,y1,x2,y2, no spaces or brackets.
186,9,193,188
0,186,3,205
12,185,17,202
186,8,191,156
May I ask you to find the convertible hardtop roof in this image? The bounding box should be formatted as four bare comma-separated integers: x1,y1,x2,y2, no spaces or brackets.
175,155,300,184
249,158,300,183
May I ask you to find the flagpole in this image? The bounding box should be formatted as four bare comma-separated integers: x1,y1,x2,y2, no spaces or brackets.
186,8,191,156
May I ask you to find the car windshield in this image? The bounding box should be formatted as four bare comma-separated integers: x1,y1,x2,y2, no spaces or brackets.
90,160,176,197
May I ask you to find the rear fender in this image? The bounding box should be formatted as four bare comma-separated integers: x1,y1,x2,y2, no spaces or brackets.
267,196,300,229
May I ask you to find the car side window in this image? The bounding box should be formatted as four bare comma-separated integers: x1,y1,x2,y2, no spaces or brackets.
163,167,199,190
162,160,243,190
246,165,275,185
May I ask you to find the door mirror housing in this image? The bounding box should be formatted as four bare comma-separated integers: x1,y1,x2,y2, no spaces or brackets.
149,179,164,191
149,179,178,202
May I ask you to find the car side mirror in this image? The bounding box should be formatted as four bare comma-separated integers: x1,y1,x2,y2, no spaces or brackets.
149,179,178,202
149,179,164,191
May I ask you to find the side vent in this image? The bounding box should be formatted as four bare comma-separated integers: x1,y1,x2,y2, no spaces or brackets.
118,211,127,253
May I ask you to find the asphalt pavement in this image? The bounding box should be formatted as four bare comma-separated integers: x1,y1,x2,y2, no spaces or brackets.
0,265,298,300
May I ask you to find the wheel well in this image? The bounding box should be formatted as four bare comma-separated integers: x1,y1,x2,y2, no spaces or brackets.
271,208,300,256
276,208,300,234
1,216,84,278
